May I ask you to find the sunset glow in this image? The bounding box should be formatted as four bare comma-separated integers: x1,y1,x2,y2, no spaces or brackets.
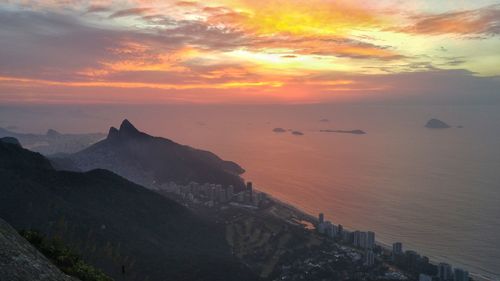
1,0,499,103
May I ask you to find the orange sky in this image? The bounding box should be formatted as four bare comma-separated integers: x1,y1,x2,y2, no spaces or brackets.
0,0,499,104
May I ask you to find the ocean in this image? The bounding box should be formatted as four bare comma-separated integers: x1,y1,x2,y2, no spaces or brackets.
1,104,499,280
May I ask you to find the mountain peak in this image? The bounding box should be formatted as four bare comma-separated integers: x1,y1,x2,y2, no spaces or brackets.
107,127,120,140
119,119,140,134
106,120,144,141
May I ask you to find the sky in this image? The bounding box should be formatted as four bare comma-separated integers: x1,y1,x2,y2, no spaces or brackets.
0,0,499,104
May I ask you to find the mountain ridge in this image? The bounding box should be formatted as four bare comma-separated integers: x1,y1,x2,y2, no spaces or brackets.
0,138,257,281
58,119,246,190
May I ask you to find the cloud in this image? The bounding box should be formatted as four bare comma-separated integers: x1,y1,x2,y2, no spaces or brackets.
109,8,153,18
0,10,127,81
399,4,500,36
85,5,110,14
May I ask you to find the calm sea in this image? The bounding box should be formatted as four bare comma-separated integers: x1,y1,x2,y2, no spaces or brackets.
2,104,499,280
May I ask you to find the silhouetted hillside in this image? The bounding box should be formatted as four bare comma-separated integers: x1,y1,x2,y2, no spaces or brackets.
0,139,257,281
58,119,245,190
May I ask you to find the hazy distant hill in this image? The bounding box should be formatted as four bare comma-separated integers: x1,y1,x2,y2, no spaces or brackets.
0,127,105,155
57,119,245,190
0,139,257,281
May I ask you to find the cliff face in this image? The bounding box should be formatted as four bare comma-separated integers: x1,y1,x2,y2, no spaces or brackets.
0,218,77,281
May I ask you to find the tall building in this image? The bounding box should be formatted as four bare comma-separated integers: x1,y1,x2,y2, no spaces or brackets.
438,263,453,281
364,250,375,266
227,185,234,200
318,213,324,224
325,221,333,237
367,231,375,249
405,250,420,272
246,181,253,203
353,231,360,247
454,268,469,281
353,231,368,248
393,242,403,255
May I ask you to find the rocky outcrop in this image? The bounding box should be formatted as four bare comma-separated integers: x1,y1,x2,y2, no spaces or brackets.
0,218,77,281
425,118,451,129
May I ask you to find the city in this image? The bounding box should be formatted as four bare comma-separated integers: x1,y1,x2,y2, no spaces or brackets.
153,179,473,281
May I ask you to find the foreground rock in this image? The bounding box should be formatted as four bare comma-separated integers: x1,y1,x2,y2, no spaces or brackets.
0,218,76,281
425,118,451,129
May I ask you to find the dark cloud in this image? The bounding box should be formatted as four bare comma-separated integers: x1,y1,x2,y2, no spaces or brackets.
0,10,125,81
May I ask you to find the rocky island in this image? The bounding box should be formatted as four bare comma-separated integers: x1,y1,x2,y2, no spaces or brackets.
425,118,451,129
320,129,366,135
273,127,287,133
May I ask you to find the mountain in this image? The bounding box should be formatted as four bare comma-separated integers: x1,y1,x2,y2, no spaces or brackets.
425,118,451,129
0,127,105,155
0,217,77,281
57,119,245,190
0,136,21,146
0,139,257,281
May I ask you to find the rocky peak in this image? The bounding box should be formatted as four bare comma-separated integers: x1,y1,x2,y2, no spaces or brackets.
106,120,144,141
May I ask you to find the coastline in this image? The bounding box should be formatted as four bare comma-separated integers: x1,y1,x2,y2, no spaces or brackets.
261,189,498,281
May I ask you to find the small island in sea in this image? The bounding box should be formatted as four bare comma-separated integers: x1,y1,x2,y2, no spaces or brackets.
292,131,304,136
273,127,287,133
320,129,366,135
425,118,451,129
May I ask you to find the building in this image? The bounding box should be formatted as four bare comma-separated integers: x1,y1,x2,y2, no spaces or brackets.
365,250,375,266
317,222,325,234
419,273,433,281
322,221,331,237
227,185,234,200
393,242,403,255
367,231,375,249
353,231,361,247
438,263,453,281
405,250,420,272
342,230,352,243
454,268,469,281
318,213,324,224
246,181,253,202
